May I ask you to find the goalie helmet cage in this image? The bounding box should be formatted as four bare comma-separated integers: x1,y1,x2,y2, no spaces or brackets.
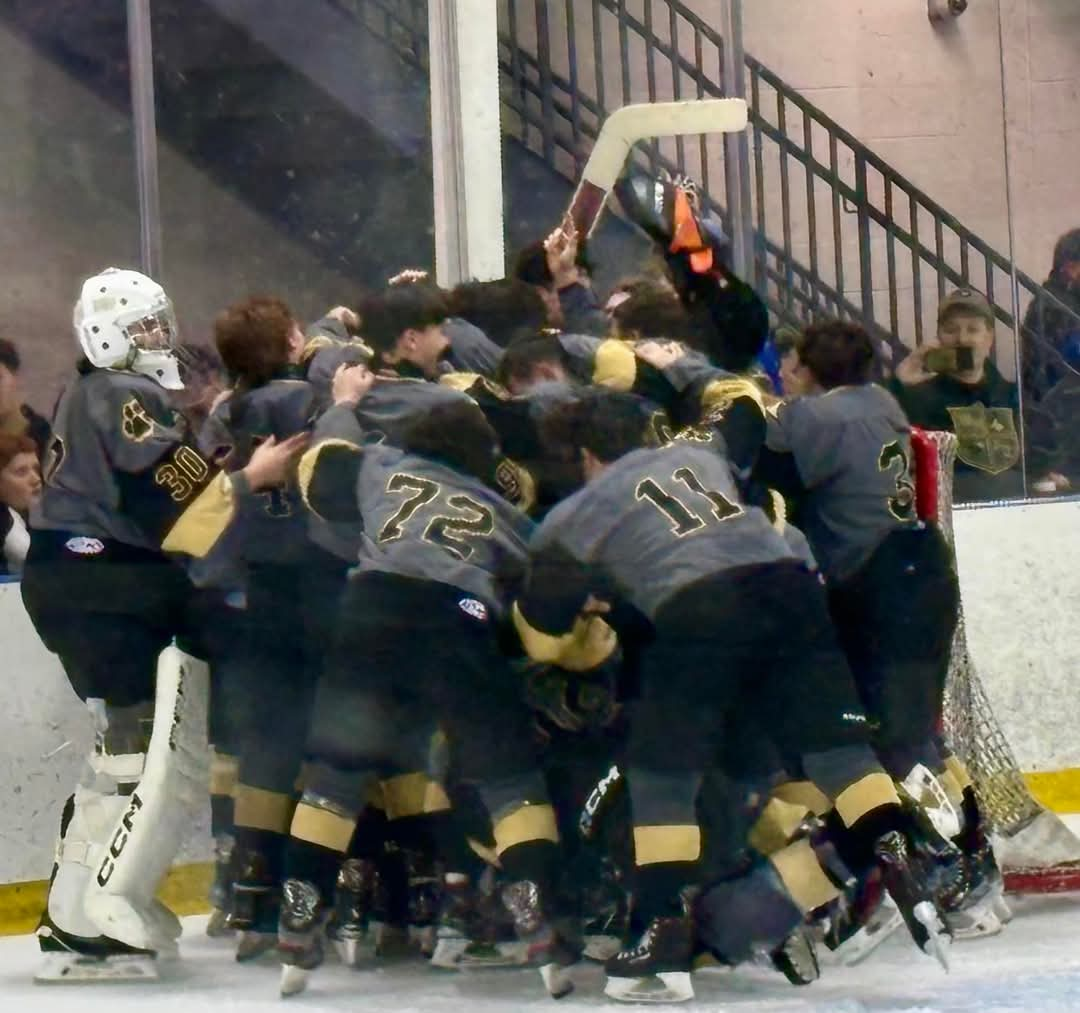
929,430,1080,892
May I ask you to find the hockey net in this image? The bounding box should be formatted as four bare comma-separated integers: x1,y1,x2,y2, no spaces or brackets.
930,430,1080,892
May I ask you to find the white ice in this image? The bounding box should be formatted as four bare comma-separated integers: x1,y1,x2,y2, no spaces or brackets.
3,895,1080,1012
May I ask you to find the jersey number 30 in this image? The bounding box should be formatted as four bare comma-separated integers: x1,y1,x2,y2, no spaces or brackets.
379,473,494,561
635,466,743,537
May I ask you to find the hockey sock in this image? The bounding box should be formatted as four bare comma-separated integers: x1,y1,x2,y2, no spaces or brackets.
500,839,561,896
284,837,346,900
234,827,287,885
825,804,906,875
632,861,698,925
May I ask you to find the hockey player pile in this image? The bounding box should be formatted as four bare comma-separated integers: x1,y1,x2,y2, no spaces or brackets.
23,170,1011,1004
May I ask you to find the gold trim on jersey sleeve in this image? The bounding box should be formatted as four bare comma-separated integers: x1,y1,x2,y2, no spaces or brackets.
592,339,638,391
160,471,236,557
701,375,765,415
769,837,841,913
511,603,617,672
297,438,363,519
632,825,702,865
438,371,482,392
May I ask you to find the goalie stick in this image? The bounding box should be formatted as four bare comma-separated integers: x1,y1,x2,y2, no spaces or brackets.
566,98,749,239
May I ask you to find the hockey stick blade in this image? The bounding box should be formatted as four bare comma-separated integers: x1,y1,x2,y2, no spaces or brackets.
568,99,748,238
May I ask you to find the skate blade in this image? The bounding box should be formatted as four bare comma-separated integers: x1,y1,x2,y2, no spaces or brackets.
604,971,694,1004
992,893,1014,924
914,901,951,971
826,906,905,967
431,937,525,970
235,931,277,963
279,964,310,997
540,961,575,999
946,894,1004,941
35,952,159,984
205,908,235,938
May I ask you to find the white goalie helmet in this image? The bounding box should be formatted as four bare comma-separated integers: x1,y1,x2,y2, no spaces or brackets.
73,268,183,390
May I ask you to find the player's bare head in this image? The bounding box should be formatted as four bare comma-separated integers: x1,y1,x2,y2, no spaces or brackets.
497,333,570,394
446,279,548,347
796,319,879,390
360,282,450,375
214,295,299,389
610,283,695,343
400,400,501,485
543,391,654,474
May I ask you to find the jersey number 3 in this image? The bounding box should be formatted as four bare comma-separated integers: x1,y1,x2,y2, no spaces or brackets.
636,466,743,537
379,473,494,561
879,441,916,522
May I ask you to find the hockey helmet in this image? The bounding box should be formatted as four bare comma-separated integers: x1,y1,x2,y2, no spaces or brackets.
73,268,183,389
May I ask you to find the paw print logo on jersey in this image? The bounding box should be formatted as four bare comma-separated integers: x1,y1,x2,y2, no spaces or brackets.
120,397,155,443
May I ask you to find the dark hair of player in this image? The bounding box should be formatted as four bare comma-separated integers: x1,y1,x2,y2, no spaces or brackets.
796,319,878,389
400,400,502,486
610,283,696,342
213,295,295,391
497,333,569,389
446,278,548,348
358,282,450,355
0,337,20,374
0,432,36,472
542,391,653,465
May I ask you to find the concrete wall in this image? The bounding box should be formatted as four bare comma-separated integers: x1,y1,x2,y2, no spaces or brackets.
2,498,1079,883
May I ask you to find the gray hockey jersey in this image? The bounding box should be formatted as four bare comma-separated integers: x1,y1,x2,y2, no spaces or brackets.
33,367,240,558
524,440,796,628
764,384,915,582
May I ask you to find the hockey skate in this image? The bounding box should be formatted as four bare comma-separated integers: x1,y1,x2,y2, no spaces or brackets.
278,878,329,997
35,908,161,984
603,911,695,1004
431,873,525,970
874,830,951,970
326,858,376,966
206,833,236,938
502,879,582,999
228,849,280,963
769,926,820,986
818,867,904,966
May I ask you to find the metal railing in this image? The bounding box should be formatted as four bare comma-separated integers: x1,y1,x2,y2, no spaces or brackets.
344,0,1080,374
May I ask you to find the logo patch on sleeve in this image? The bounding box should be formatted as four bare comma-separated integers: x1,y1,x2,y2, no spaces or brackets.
458,597,488,621
65,536,105,555
120,398,155,443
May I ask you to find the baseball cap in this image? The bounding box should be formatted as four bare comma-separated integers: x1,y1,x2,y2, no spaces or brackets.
937,288,994,325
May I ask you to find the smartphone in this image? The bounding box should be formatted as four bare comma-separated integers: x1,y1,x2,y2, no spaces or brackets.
925,346,975,374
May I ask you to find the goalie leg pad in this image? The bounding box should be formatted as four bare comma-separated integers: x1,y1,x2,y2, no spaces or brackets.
84,645,210,952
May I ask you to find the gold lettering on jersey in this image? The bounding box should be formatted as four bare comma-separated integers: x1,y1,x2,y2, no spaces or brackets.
121,398,154,443
946,404,1020,475
495,457,536,512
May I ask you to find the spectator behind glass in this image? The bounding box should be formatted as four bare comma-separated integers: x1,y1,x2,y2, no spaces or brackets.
1021,228,1080,408
0,433,41,576
890,289,1022,503
0,338,51,461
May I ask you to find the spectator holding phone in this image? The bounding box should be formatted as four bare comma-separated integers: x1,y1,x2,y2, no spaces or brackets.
890,288,1022,503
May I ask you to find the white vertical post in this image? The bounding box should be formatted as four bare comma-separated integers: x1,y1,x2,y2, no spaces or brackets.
428,0,506,287
127,0,163,278
719,0,754,286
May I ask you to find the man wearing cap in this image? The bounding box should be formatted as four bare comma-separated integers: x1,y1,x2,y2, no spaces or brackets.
890,288,1022,503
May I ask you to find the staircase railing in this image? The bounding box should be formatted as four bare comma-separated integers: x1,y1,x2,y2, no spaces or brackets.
344,0,1080,374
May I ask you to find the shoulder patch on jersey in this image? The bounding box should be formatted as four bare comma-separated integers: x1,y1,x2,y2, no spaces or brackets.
65,536,105,555
458,597,488,621
120,397,155,443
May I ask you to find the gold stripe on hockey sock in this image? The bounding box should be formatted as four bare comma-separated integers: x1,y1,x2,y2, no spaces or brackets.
944,754,974,792
209,752,239,796
290,802,355,853
772,779,833,816
492,803,559,856
748,797,812,856
835,772,901,827
769,837,841,914
234,785,296,834
382,773,451,820
632,825,702,866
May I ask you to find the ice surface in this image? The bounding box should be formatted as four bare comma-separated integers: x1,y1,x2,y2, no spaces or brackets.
2,895,1080,1012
